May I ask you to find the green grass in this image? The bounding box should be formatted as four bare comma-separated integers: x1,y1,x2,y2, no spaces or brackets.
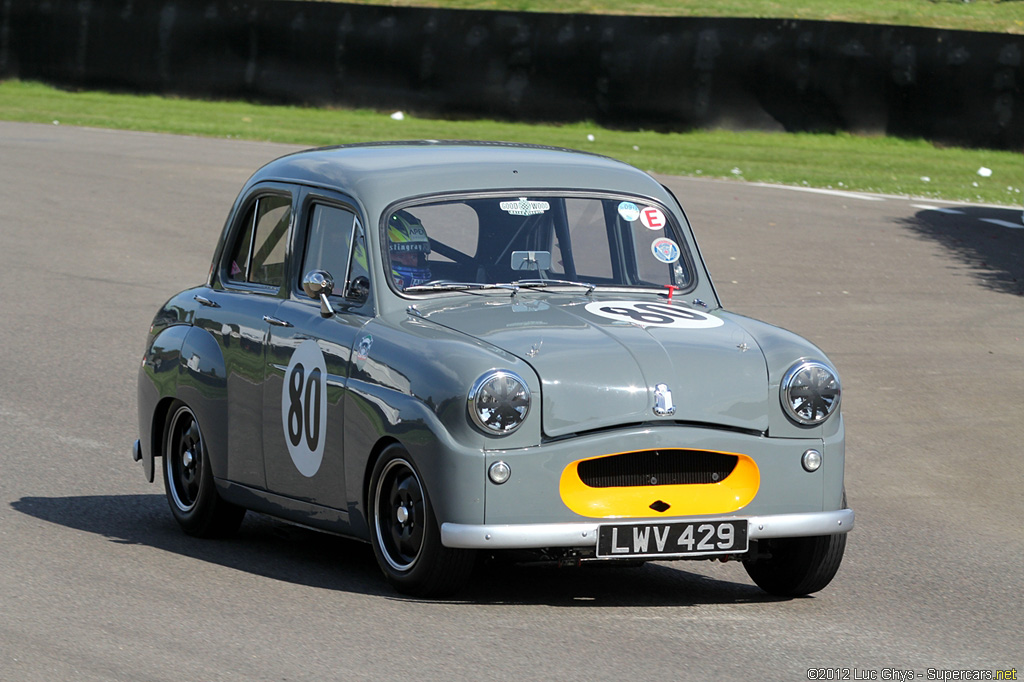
2,80,1021,205
330,0,1024,34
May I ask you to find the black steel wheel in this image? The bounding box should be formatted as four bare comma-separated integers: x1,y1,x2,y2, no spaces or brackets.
743,532,847,597
162,401,245,538
368,445,475,597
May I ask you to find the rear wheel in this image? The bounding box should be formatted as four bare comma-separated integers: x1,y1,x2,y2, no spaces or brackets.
368,445,476,597
163,401,245,538
743,532,846,597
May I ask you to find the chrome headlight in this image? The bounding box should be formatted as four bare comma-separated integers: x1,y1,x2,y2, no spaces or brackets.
468,370,531,435
780,361,841,425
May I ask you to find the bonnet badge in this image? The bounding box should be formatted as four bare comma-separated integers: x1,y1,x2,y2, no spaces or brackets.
653,383,676,416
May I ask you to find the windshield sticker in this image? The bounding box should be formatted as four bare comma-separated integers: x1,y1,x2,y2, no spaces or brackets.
639,207,667,231
617,201,641,222
281,339,328,478
584,300,724,329
500,197,551,216
651,237,681,264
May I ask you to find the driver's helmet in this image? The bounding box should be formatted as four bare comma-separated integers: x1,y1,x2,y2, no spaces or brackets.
388,210,432,289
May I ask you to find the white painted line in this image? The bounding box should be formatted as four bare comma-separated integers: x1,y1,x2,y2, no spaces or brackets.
750,183,885,201
911,204,965,214
979,218,1024,230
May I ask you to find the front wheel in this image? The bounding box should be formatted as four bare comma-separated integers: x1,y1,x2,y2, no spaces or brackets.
368,445,476,597
743,532,846,597
163,401,245,538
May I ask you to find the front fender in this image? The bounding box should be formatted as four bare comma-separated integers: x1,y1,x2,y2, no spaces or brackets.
344,379,486,537
723,312,843,440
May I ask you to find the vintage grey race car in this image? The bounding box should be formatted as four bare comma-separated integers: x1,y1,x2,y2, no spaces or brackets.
133,141,853,597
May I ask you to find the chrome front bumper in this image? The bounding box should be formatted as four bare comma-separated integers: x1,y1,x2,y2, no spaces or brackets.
441,508,854,550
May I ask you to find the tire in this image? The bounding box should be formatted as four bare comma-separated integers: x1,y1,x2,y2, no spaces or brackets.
743,532,846,597
368,445,476,597
162,401,245,538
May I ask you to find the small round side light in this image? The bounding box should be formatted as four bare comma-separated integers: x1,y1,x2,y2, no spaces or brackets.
802,449,823,473
488,461,512,485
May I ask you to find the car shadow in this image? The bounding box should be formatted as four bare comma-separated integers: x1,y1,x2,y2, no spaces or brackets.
899,205,1024,296
11,494,786,607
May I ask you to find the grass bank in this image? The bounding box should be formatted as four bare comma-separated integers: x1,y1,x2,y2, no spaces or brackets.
333,0,1024,34
2,80,1020,205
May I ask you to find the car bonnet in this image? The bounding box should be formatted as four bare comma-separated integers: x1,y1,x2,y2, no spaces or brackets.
412,294,770,438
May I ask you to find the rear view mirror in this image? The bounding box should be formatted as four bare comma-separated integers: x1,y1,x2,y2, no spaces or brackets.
511,251,552,271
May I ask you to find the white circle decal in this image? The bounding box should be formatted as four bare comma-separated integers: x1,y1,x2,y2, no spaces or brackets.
651,237,681,263
281,339,328,477
618,201,641,222
584,300,724,328
639,206,666,231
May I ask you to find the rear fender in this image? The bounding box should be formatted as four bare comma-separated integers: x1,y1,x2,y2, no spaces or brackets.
138,325,229,480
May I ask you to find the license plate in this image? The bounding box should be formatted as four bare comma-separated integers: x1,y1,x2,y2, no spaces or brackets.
597,520,748,558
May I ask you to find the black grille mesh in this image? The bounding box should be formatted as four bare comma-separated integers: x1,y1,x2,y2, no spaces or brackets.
577,450,738,488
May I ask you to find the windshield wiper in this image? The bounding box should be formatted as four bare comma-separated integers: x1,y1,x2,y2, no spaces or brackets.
512,279,597,294
404,282,519,293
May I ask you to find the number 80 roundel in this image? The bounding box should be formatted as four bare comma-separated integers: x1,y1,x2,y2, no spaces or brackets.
281,339,328,477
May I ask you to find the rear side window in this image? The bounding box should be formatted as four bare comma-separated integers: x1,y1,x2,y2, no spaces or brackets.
227,195,292,287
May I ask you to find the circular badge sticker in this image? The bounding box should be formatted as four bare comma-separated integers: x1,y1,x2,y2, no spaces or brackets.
281,339,328,477
584,300,724,328
618,201,641,222
639,206,667,231
651,237,681,263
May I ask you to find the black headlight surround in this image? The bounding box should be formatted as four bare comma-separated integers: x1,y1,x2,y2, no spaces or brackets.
780,360,841,426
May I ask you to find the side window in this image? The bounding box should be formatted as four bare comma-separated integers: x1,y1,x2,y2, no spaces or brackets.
302,204,356,294
226,194,292,287
249,196,291,287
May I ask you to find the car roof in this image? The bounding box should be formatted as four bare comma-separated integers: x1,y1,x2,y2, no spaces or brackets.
245,141,673,216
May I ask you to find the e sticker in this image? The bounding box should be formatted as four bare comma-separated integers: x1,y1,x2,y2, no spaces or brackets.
281,339,328,477
639,207,666,231
584,300,724,328
618,201,641,222
651,237,680,263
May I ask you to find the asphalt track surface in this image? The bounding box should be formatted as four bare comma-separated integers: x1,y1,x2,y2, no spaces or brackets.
1,121,1021,681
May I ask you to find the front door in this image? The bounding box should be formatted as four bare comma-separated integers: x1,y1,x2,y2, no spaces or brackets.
261,200,372,513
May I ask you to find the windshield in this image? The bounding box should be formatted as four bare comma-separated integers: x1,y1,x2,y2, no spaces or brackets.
384,195,693,293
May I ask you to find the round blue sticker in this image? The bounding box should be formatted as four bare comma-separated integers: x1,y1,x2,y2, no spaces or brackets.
617,201,641,222
651,237,681,264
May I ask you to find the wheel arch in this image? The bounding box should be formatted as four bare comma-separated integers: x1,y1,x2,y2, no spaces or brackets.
362,436,402,510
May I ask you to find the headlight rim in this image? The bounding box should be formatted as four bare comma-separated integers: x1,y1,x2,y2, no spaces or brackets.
780,359,841,426
468,369,531,436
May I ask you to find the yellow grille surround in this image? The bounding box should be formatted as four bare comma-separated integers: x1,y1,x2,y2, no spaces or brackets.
559,448,760,518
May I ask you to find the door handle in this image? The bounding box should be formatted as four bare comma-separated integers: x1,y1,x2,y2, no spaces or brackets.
262,315,293,328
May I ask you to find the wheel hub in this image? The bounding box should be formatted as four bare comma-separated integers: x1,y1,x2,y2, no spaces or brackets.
396,504,410,525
